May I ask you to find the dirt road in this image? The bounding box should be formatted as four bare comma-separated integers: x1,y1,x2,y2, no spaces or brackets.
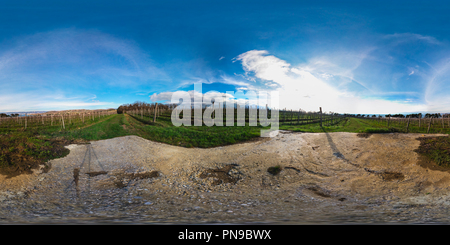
1,132,450,224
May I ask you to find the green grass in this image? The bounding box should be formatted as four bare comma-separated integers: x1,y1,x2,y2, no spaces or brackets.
278,117,386,133
47,114,131,141
277,117,439,134
125,114,263,148
0,131,70,177
415,136,450,167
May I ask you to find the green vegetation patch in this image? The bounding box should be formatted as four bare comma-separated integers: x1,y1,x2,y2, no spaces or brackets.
0,132,70,177
126,114,263,148
48,114,131,141
414,136,450,167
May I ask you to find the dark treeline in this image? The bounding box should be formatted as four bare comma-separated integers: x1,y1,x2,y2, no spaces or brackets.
0,113,19,118
344,113,450,118
117,101,172,114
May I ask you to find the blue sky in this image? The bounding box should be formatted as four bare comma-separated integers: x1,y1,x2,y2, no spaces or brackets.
1,0,450,114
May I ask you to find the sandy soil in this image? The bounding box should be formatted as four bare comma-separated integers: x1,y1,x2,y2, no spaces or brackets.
1,131,450,224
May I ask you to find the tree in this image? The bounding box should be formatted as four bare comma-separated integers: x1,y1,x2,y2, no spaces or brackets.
117,106,124,114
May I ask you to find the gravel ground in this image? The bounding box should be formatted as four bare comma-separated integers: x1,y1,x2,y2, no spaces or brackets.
1,132,450,224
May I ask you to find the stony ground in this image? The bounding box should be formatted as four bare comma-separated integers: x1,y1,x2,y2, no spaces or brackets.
1,132,450,224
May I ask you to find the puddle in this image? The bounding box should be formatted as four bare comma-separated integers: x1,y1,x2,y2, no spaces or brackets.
86,171,108,177
113,170,160,188
267,166,282,175
307,186,331,198
380,171,404,181
357,133,371,138
199,164,241,185
365,168,404,181
284,166,301,173
333,152,344,159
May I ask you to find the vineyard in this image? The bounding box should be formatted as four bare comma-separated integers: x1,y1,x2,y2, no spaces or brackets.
119,101,450,134
1,101,449,135
121,101,345,128
353,115,450,134
0,109,117,131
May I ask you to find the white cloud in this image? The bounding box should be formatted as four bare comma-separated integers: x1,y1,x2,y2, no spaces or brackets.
235,50,291,83
232,50,428,114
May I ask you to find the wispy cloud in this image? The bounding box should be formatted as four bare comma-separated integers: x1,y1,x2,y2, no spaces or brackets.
0,28,168,111
383,33,442,45
0,91,115,112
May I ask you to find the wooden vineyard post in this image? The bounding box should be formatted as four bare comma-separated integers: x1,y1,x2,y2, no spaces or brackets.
154,103,158,122
427,117,432,133
25,113,27,129
419,117,421,128
51,114,53,126
289,109,293,125
406,116,410,133
151,108,154,123
442,117,445,129
319,107,323,127
387,116,390,127
61,114,65,129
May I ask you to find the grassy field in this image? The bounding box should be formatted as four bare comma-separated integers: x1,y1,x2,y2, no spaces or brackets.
1,112,449,177
279,117,394,133
280,116,450,134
